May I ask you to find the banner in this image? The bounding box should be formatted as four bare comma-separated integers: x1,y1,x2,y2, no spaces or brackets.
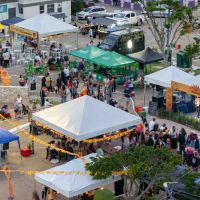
9,25,38,39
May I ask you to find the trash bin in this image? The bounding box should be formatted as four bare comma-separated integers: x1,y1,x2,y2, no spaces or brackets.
176,51,192,68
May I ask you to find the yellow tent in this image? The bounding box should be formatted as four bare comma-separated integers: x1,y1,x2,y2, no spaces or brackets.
0,24,4,30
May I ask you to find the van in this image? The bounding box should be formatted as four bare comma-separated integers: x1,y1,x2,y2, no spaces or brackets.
99,28,145,55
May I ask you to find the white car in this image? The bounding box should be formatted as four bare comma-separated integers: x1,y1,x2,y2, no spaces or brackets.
77,6,106,20
109,11,144,26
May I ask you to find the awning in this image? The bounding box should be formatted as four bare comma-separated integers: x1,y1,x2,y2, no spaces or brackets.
0,127,19,144
128,47,163,64
90,51,136,68
1,17,24,26
70,45,107,60
12,13,78,38
144,66,193,88
35,153,121,198
32,95,141,141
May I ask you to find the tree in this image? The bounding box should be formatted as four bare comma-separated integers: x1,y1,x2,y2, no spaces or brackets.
71,0,84,16
132,0,193,65
86,146,182,200
184,37,200,58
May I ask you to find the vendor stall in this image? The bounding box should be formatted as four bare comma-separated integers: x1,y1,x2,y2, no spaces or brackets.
90,51,137,83
166,75,200,112
144,66,193,114
35,153,121,198
9,13,78,45
127,47,163,72
32,95,141,141
0,127,20,161
70,45,106,60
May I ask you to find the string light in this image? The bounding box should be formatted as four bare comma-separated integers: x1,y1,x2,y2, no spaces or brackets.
0,169,127,176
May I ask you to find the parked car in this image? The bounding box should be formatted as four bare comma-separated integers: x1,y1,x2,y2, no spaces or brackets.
108,11,144,26
77,6,106,20
143,4,172,18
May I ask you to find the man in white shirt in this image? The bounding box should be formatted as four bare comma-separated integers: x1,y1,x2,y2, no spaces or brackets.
3,50,10,68
64,67,70,79
149,118,156,131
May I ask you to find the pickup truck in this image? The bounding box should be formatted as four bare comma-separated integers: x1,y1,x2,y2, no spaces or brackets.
108,11,145,26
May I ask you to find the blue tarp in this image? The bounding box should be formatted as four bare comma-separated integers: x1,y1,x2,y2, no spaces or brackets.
0,127,19,144
1,17,24,26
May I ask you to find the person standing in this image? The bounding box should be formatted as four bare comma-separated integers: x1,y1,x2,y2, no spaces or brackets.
30,74,37,90
3,50,10,68
40,87,46,107
178,128,186,155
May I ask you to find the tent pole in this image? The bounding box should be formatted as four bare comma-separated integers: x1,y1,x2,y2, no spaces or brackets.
76,32,78,49
143,83,146,106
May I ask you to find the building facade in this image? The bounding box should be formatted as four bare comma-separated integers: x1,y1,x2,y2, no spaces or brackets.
0,0,71,23
104,0,198,10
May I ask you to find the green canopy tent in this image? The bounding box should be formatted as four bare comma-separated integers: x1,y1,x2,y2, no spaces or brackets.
70,45,107,60
90,51,137,84
90,51,136,68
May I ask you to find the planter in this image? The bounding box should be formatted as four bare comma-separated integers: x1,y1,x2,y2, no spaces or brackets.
185,24,193,33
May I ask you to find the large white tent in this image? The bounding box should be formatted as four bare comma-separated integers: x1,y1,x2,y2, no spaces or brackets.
35,153,121,198
144,66,193,88
14,13,78,37
182,75,200,87
32,95,141,141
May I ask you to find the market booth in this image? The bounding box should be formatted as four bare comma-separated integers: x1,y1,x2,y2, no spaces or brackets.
70,45,106,60
127,47,163,72
35,153,121,198
144,66,193,115
90,51,137,84
9,13,78,45
32,95,141,141
166,75,200,113
0,127,20,161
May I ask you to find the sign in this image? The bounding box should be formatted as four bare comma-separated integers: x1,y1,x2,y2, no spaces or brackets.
9,25,38,39
148,101,158,116
0,5,8,13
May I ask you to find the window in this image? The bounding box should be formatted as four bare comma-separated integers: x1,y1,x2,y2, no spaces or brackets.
47,4,54,13
40,5,44,14
131,12,135,17
126,14,130,18
57,4,62,13
18,6,23,14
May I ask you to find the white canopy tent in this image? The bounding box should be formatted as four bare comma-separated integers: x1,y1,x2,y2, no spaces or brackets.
182,75,200,87
14,13,78,37
144,66,193,88
32,95,141,141
35,153,121,198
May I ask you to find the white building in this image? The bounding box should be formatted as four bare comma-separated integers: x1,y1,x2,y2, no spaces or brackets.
0,0,71,23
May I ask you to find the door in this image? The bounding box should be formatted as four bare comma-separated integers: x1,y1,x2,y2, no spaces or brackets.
8,8,16,18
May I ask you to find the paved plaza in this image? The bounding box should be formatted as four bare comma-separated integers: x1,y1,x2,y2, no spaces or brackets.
0,3,200,200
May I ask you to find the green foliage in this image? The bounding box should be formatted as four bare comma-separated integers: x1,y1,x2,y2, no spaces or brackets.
130,0,194,65
87,146,182,181
158,108,200,131
71,0,84,15
183,173,200,196
184,37,200,58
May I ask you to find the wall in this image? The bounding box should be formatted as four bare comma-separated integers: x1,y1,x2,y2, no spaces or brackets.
0,2,18,21
62,1,71,23
0,86,29,106
23,5,39,19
